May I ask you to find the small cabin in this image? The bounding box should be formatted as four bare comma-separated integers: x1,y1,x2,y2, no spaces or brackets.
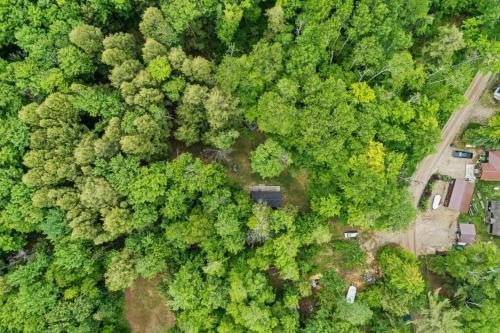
250,185,283,208
457,223,476,245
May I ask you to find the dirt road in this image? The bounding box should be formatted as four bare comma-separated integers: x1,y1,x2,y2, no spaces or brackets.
410,72,493,206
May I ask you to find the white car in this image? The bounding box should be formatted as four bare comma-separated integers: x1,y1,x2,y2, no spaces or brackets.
432,194,441,209
494,86,500,101
344,231,359,239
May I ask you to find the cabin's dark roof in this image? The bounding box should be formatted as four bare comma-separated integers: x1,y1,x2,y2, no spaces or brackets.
251,186,283,208
489,222,500,236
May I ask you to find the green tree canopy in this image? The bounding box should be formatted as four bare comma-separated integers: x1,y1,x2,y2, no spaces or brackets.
251,140,292,179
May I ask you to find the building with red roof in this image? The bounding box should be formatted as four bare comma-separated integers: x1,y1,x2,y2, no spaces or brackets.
481,151,500,180
446,179,475,213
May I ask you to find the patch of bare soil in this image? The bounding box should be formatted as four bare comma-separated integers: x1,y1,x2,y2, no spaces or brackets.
225,132,310,210
436,148,481,180
361,206,458,256
125,276,175,333
469,103,498,124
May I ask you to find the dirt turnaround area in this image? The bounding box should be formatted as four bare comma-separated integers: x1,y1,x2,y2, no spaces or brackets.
125,276,175,333
362,205,459,255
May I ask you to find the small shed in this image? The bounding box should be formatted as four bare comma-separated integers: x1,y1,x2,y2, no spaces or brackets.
481,151,500,181
457,223,476,245
346,285,357,304
447,179,475,213
250,185,283,208
486,201,500,236
465,164,476,182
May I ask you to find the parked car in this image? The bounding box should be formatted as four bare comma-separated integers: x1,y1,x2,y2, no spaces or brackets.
452,150,473,159
494,86,500,101
344,231,359,239
432,194,441,209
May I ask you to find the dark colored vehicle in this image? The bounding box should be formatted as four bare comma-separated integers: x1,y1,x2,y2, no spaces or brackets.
452,150,473,159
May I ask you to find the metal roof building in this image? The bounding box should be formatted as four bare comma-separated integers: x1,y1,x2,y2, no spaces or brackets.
447,179,475,213
457,223,476,244
250,185,283,208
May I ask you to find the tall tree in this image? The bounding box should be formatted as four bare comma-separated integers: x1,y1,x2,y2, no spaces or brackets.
414,289,462,333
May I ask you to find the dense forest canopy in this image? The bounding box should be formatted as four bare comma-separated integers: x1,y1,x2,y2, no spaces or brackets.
0,0,498,332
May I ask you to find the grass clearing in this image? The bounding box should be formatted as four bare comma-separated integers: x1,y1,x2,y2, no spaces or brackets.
169,129,310,210
315,240,366,271
314,245,367,289
479,78,499,109
225,129,310,210
313,222,370,288
124,276,175,333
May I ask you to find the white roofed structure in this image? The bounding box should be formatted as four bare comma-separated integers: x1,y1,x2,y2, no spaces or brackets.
346,285,357,304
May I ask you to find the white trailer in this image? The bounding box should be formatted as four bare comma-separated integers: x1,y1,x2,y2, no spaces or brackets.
346,285,357,303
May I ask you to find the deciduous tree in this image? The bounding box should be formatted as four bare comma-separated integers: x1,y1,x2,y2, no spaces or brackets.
69,25,103,55
414,289,462,333
251,140,292,179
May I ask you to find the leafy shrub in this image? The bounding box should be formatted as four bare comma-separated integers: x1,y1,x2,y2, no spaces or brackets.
331,240,366,270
